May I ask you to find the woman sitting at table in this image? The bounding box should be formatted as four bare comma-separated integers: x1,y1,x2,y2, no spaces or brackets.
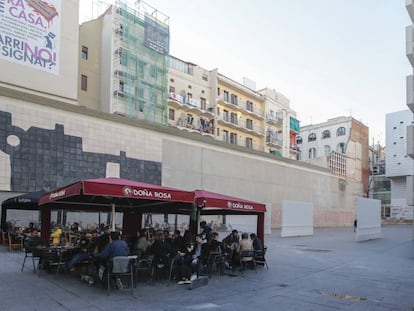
50,225,62,245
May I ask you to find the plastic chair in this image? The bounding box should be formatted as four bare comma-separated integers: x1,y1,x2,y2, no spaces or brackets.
208,249,225,277
135,254,153,285
21,247,43,273
150,255,170,285
239,250,256,273
107,256,137,296
254,249,268,270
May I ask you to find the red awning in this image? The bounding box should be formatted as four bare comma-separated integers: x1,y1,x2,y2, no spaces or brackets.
39,177,195,205
194,189,266,213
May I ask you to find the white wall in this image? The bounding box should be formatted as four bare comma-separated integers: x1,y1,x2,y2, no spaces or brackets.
355,197,381,242
281,200,314,237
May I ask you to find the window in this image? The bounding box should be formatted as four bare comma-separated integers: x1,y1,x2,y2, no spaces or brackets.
337,127,346,136
246,101,253,112
308,133,317,142
230,112,238,125
188,85,192,89
202,74,208,81
217,87,220,95
337,143,346,153
296,136,303,144
150,65,157,78
223,110,229,121
169,86,175,93
324,145,331,156
246,137,253,149
223,90,229,102
322,130,331,139
81,46,88,60
81,75,87,91
217,107,220,115
200,97,206,110
216,128,220,137
230,133,237,145
246,119,253,130
309,147,317,159
168,108,175,120
119,81,125,92
223,130,228,142
230,94,238,106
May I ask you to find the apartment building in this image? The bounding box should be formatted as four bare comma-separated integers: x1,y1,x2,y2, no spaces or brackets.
258,88,300,159
167,56,216,137
78,1,170,124
297,117,369,194
385,110,414,220
216,74,265,152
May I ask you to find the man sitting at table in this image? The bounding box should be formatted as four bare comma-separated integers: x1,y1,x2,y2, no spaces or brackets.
24,228,45,251
98,231,129,288
66,230,98,272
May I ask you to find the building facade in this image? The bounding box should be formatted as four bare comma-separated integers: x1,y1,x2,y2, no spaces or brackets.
258,88,300,159
79,2,170,124
385,110,414,220
297,117,369,195
0,0,367,230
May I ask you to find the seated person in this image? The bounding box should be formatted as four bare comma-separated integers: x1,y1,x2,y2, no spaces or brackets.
50,225,62,246
180,234,209,282
234,233,254,268
23,229,45,251
250,233,263,251
98,231,129,287
99,231,129,263
66,230,99,271
23,222,35,234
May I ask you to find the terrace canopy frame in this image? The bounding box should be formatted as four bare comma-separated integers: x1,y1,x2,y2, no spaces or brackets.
38,178,195,243
194,189,266,242
1,189,47,231
33,178,267,244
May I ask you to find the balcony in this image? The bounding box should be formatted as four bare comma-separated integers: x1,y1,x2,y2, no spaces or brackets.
407,0,414,23
407,124,414,159
266,112,283,126
407,75,414,113
217,114,264,136
217,95,264,118
266,135,283,147
168,92,214,117
289,144,301,153
407,26,414,67
174,117,215,137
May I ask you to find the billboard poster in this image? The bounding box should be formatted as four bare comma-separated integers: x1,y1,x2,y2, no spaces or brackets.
144,14,169,55
0,0,61,74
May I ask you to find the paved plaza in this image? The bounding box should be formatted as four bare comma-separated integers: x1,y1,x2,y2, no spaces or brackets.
0,225,414,311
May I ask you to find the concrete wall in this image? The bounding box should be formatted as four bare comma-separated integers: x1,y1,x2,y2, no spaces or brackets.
0,98,363,229
355,197,381,242
281,200,313,237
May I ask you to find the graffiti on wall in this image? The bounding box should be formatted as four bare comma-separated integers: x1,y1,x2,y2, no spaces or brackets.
0,111,162,192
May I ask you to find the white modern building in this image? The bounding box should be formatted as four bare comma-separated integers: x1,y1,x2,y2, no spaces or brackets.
386,110,414,220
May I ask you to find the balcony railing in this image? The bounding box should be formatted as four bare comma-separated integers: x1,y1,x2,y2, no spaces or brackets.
218,94,264,117
266,136,283,146
266,112,283,125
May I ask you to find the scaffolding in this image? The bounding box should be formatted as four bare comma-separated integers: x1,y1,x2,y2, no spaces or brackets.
111,0,169,125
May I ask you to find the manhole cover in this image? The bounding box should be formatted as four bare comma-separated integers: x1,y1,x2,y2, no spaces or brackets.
321,291,366,301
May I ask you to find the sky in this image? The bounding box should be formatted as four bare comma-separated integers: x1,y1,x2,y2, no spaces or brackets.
79,0,412,146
